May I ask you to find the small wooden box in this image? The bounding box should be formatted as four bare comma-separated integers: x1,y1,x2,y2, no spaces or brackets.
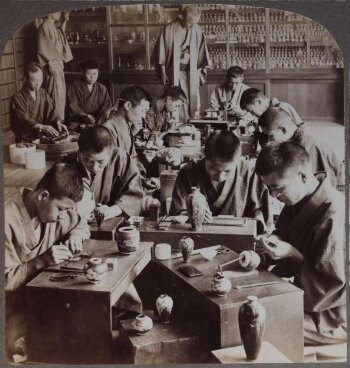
119,317,200,364
90,217,124,240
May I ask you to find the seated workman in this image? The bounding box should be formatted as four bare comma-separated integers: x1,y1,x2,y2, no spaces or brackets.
255,142,346,348
10,62,68,142
170,130,272,231
66,61,112,131
210,66,253,124
5,163,90,362
259,107,344,189
240,87,303,146
62,125,143,220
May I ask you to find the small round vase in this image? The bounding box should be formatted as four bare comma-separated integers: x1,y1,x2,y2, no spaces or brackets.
116,226,140,254
211,273,232,296
83,257,108,284
239,251,261,271
178,237,194,263
238,296,266,360
156,294,173,323
132,314,153,335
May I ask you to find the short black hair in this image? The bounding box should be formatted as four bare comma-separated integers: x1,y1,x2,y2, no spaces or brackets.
204,130,241,162
255,141,311,177
82,60,99,72
240,88,264,110
161,86,187,103
118,85,152,109
259,107,297,128
24,62,42,80
226,66,244,79
36,163,84,202
78,125,112,154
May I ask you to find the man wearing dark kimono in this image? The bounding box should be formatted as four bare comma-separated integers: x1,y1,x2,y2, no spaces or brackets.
37,11,73,120
259,107,344,189
66,61,112,130
10,63,68,142
62,125,143,219
5,164,90,362
151,5,211,116
170,130,272,231
255,142,346,348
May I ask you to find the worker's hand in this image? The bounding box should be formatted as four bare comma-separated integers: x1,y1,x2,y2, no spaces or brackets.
56,121,69,134
143,177,160,190
40,244,73,266
131,120,143,135
203,206,213,223
81,113,95,124
40,124,59,137
63,11,70,21
161,73,169,86
255,236,302,262
65,235,84,254
94,203,119,221
47,61,55,76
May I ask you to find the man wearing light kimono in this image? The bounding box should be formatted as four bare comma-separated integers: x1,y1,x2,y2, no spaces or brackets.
5,163,90,362
151,5,211,116
255,142,346,348
170,130,272,232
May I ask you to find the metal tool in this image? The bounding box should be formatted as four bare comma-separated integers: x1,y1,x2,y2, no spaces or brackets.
50,274,78,282
234,281,278,289
217,257,242,274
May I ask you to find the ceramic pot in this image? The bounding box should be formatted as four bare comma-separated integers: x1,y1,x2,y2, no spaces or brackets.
83,257,108,284
238,296,266,360
156,294,173,323
239,250,261,271
132,314,153,335
211,273,232,296
187,187,207,231
178,237,194,263
116,226,140,254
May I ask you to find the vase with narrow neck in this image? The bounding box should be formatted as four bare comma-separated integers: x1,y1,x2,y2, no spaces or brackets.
186,187,207,231
238,295,266,360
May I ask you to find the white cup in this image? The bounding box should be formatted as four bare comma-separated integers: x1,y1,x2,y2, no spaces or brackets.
154,243,172,260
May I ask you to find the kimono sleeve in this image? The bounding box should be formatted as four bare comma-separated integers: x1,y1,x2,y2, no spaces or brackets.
151,29,167,66
67,82,85,117
96,86,113,124
5,221,29,291
37,23,60,66
209,88,221,110
10,94,38,127
112,155,144,216
299,213,345,314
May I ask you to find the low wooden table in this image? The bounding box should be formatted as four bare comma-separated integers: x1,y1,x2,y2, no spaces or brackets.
89,217,124,240
153,248,304,363
139,218,257,252
26,240,153,364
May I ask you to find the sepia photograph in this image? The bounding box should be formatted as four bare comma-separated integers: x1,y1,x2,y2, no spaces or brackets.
0,1,347,365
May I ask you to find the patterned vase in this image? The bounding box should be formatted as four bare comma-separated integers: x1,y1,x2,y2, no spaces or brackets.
83,258,108,284
239,251,261,271
187,187,207,231
238,296,266,360
156,294,174,323
178,237,194,263
132,314,153,335
211,273,232,296
116,226,140,254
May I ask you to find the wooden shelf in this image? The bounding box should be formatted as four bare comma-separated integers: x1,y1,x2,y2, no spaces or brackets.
69,43,108,48
270,42,306,47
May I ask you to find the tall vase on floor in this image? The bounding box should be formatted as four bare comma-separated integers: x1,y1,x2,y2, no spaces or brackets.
186,187,207,231
238,295,266,360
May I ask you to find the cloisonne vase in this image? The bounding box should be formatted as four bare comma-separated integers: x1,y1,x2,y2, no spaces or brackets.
238,295,266,360
156,294,173,323
132,314,153,335
211,273,232,296
83,258,108,284
186,187,207,231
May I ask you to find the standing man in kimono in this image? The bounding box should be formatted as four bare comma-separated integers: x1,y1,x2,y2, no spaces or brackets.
259,107,344,189
151,5,211,116
62,125,143,220
240,87,303,146
37,11,73,120
5,163,90,362
170,130,272,232
66,61,112,131
210,66,253,123
10,63,68,142
255,142,346,348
